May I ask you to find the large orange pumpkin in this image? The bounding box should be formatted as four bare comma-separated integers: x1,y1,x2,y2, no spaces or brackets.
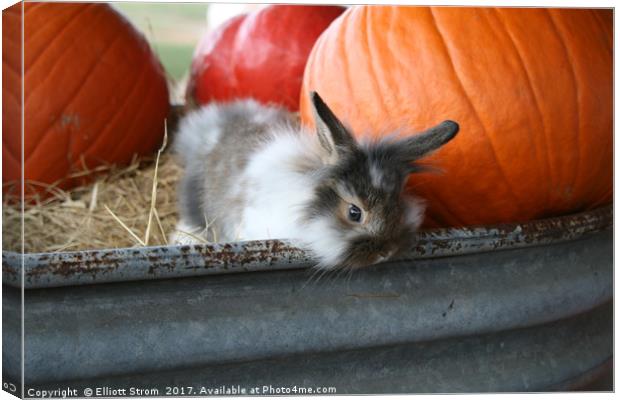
2,3,170,198
300,7,612,227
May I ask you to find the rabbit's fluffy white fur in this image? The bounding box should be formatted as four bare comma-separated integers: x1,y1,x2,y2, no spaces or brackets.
172,94,458,269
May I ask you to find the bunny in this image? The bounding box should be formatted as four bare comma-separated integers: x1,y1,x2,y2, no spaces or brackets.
172,92,459,269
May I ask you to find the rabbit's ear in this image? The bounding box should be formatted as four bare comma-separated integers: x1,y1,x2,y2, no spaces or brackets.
398,120,459,162
310,91,356,163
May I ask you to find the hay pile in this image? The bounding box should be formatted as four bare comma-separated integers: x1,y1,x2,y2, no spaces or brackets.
2,148,184,254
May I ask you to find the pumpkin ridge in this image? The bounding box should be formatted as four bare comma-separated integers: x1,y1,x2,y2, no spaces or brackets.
4,59,21,83
419,8,488,227
301,6,611,226
24,5,94,81
545,9,582,205
23,2,46,15
24,23,123,166
3,90,20,117
561,12,612,208
591,10,612,51
362,7,390,123
106,66,161,163
3,50,20,79
586,11,613,204
492,9,553,213
3,69,21,159
24,4,89,54
3,145,21,171
421,184,465,227
65,31,127,167
5,3,170,198
428,7,526,217
79,53,154,162
3,32,21,72
23,5,108,110
333,17,357,127
406,142,468,226
342,11,372,127
411,9,471,227
383,13,410,115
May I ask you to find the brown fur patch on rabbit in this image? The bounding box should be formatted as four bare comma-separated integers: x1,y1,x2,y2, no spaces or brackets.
173,93,458,269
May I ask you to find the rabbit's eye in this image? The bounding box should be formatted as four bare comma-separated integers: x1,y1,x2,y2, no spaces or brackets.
348,204,362,222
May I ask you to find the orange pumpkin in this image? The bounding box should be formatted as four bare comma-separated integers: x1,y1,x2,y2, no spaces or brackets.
2,3,170,199
300,7,612,227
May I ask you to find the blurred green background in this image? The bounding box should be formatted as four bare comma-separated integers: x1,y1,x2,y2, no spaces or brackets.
113,2,209,82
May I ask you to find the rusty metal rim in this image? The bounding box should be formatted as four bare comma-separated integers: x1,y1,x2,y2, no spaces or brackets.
1,205,612,289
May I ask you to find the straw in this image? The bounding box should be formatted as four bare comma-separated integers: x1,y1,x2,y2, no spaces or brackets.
144,120,169,246
2,150,184,253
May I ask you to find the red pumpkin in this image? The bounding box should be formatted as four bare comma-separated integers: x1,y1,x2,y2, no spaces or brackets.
300,6,612,227
187,5,344,111
2,3,170,198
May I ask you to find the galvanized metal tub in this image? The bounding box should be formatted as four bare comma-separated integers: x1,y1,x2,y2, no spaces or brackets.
2,206,613,395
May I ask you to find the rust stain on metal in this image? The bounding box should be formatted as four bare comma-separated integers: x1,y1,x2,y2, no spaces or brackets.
3,206,612,289
18,239,309,284
413,206,612,257
2,260,18,280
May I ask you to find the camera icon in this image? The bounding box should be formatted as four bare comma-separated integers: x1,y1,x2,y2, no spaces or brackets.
3,382,17,393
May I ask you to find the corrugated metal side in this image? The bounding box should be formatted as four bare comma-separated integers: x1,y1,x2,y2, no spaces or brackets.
5,228,611,386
